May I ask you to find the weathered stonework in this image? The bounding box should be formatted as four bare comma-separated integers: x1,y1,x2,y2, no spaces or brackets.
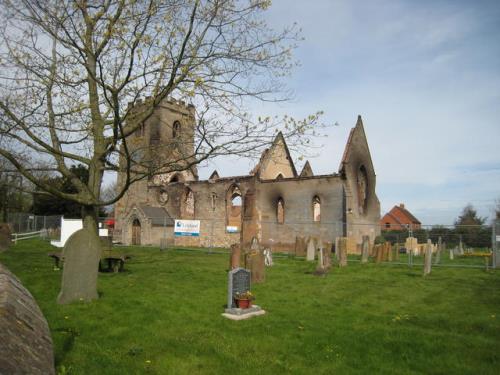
0,263,55,375
0,223,12,252
114,100,381,250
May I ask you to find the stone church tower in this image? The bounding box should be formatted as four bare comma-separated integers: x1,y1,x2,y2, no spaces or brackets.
114,98,198,244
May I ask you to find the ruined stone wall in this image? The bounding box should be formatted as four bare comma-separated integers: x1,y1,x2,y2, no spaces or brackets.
147,176,256,248
257,175,346,251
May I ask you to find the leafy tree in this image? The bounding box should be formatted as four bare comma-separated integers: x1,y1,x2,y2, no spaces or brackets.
0,0,322,303
454,204,487,247
32,164,106,218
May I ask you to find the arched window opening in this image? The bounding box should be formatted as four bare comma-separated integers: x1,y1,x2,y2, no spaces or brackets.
313,196,321,222
211,193,217,211
277,198,285,224
276,173,284,180
149,122,161,145
184,188,195,218
173,121,181,139
135,123,145,138
226,185,242,232
169,174,180,183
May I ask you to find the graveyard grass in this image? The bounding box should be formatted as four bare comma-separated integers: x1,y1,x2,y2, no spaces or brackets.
1,240,499,374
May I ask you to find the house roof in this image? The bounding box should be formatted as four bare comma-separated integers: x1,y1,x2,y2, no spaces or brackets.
139,205,174,226
392,205,421,224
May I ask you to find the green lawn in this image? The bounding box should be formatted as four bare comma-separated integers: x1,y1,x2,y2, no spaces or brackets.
1,239,499,375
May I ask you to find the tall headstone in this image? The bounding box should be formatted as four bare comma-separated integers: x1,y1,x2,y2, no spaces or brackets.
294,236,307,257
458,238,464,255
338,237,348,267
57,228,101,304
361,235,369,263
245,248,265,284
227,268,251,308
434,237,442,265
306,237,316,261
0,223,12,252
387,242,393,262
0,263,55,374
375,244,383,263
449,249,454,260
394,243,400,261
424,239,432,276
229,243,242,270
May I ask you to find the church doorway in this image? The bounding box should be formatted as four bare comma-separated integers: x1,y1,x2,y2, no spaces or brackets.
132,219,141,245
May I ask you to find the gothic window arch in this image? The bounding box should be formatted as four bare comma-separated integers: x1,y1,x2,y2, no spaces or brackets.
182,188,195,218
277,197,285,224
149,122,161,145
313,196,321,222
173,121,181,139
226,185,242,232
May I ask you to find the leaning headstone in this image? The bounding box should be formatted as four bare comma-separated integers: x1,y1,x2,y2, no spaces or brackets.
424,239,432,276
361,235,370,263
229,243,242,270
0,263,55,374
263,248,273,267
57,228,102,304
0,223,12,252
338,237,348,267
306,237,316,261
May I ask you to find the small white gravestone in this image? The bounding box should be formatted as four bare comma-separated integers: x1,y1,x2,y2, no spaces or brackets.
306,237,316,261
263,248,273,267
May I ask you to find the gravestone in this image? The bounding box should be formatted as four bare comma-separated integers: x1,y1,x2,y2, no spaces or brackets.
338,237,348,267
229,243,242,270
245,248,265,283
375,244,383,263
294,236,307,257
394,244,400,261
424,239,432,276
227,268,251,308
263,248,273,267
315,241,332,274
387,242,393,262
449,249,454,260
361,235,369,263
0,263,55,374
57,228,101,304
0,223,12,252
434,237,442,264
306,237,316,261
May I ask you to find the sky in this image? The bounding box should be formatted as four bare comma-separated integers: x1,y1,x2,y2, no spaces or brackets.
198,0,500,225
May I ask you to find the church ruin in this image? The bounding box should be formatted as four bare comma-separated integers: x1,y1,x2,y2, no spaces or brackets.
113,98,381,250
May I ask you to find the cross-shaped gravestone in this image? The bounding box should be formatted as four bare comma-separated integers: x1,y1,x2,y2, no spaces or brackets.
227,268,251,308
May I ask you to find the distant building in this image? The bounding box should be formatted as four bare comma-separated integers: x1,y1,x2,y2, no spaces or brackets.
380,204,421,230
114,97,381,249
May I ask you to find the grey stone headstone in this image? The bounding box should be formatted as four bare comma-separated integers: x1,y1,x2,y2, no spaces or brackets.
361,235,370,264
306,237,316,261
57,228,101,304
424,240,432,276
0,263,55,374
227,268,251,308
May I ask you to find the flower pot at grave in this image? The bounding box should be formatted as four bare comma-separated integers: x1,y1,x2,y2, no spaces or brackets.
236,298,252,309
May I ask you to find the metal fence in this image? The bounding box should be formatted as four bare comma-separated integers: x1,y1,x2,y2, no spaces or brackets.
6,212,62,234
113,216,498,270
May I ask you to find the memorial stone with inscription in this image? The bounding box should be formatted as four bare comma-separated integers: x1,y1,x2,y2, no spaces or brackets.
227,268,251,309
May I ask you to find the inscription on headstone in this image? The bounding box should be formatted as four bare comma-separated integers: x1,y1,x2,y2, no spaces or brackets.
227,268,251,308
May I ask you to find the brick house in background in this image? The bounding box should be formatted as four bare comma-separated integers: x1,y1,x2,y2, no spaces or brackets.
380,203,421,230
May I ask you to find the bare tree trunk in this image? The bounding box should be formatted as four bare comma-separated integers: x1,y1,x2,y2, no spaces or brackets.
57,205,102,304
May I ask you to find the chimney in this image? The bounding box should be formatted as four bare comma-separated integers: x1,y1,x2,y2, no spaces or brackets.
399,203,405,209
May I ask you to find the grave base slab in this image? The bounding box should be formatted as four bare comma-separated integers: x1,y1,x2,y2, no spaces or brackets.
222,305,266,320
